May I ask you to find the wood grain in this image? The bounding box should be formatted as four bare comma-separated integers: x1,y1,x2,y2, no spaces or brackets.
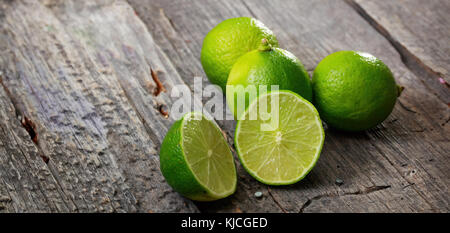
0,0,198,212
352,0,450,81
0,0,448,212
0,77,75,212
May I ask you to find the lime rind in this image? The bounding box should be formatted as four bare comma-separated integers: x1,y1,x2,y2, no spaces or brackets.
201,17,279,91
234,91,325,185
180,112,237,199
226,46,312,119
312,51,398,131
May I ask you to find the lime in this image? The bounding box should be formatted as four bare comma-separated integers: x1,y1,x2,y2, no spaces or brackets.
159,112,237,201
226,39,312,119
312,51,402,131
235,91,324,185
201,17,278,91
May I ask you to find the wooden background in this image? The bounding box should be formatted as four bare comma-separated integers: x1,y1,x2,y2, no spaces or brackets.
0,0,448,213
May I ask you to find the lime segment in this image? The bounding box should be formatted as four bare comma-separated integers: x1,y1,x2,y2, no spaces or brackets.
182,113,236,196
235,91,324,185
160,112,236,201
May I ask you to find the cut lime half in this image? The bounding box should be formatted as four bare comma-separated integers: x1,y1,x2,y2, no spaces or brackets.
235,91,324,185
160,112,237,201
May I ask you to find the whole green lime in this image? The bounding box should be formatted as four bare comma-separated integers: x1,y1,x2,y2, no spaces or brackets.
226,39,312,118
201,17,278,91
160,112,236,201
312,51,402,131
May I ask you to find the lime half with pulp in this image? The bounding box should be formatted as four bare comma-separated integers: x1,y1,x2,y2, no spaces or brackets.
160,112,237,201
235,91,324,185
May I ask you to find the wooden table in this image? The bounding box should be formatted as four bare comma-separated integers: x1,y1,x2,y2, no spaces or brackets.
0,0,448,213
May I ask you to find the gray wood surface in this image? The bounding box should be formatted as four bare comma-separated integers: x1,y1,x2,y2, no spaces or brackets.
0,0,448,212
352,0,450,82
0,0,198,212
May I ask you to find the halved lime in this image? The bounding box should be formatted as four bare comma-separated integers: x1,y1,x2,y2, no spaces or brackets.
160,112,237,201
235,91,324,185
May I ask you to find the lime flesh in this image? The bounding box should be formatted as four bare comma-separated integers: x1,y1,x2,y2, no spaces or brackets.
160,112,236,201
235,91,324,185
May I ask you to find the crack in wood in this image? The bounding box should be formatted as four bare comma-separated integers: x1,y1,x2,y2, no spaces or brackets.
157,104,169,118
0,72,80,211
159,8,176,29
150,68,166,96
299,185,391,213
1,73,51,165
442,117,450,127
397,100,417,114
267,187,287,213
20,116,38,144
402,183,415,190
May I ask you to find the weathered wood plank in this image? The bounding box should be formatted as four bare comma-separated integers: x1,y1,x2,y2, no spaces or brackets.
0,76,75,212
0,0,198,212
1,0,447,213
128,0,449,212
351,0,450,81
